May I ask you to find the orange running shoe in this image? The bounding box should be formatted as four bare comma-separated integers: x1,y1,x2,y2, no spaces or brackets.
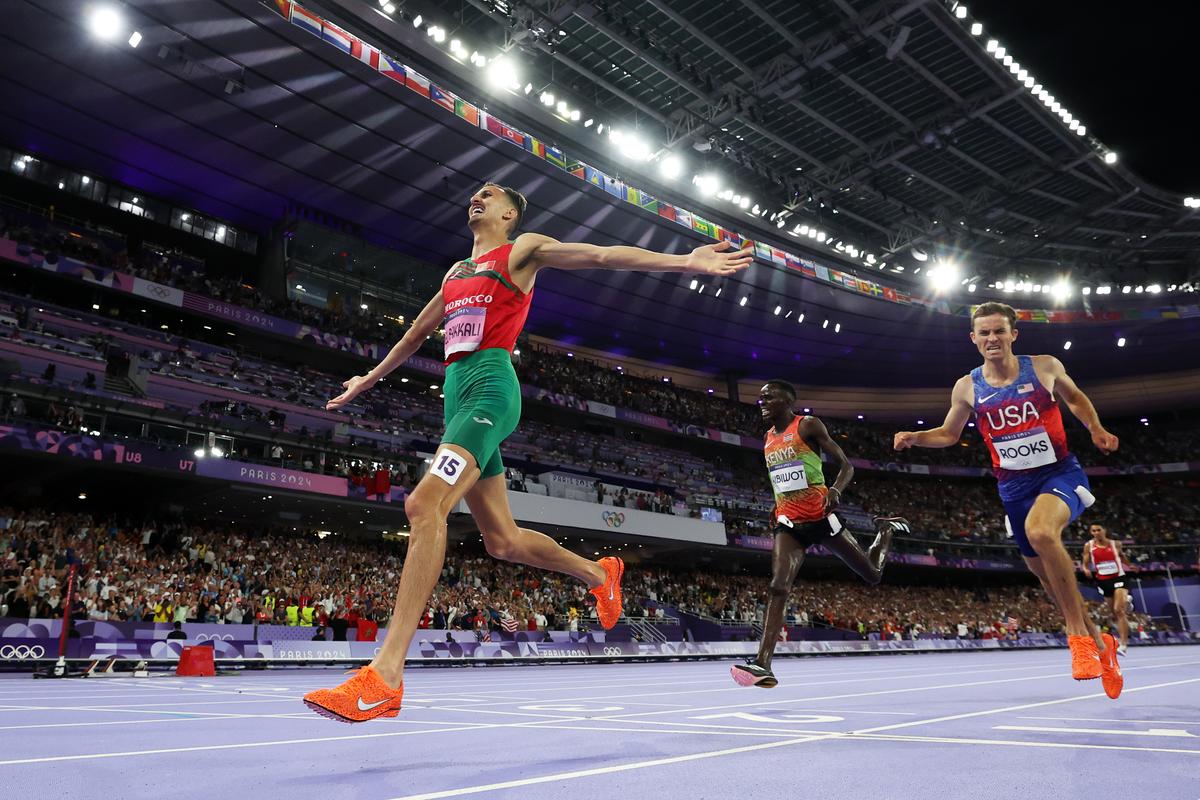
1099,633,1124,699
303,666,403,723
589,556,624,630
1067,634,1102,681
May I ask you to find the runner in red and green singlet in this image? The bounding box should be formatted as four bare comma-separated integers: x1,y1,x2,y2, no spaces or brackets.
731,380,909,689
303,182,753,722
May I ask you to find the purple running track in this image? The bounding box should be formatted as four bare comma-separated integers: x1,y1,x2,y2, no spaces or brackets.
2,647,1198,799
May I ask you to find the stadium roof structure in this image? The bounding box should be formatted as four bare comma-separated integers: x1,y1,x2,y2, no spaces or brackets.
1,0,1198,387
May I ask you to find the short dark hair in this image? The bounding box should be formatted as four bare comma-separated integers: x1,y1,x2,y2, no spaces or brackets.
971,302,1017,330
484,182,527,238
764,380,796,401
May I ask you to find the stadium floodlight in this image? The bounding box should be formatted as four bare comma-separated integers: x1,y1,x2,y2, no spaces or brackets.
1184,197,1199,208
128,31,142,48
570,109,581,121
774,305,782,315
739,296,748,307
738,196,750,209
955,5,968,19
556,100,568,114
1023,76,1035,88
89,6,123,40
1147,284,1162,293
412,14,423,27
693,173,720,196
994,46,1006,59
383,3,396,12
1076,125,1086,135
657,154,682,179
488,57,518,89
927,260,961,292
971,22,982,35
986,39,998,52
911,247,928,261
1063,341,1072,350
816,231,827,243
1016,69,1027,81
1051,280,1071,301
1117,337,1126,347
1104,151,1119,165
539,91,554,106
1082,287,1091,295
1069,120,1080,131
622,136,651,161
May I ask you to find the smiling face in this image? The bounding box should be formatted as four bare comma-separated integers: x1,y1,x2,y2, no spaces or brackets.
758,382,794,423
970,313,1018,363
467,184,520,236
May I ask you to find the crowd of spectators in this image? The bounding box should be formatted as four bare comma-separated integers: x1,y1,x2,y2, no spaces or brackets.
0,507,1174,640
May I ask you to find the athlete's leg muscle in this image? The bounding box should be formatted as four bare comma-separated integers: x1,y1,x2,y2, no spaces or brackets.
756,531,806,669
1023,494,1103,647
1112,587,1130,647
370,444,481,687
825,529,884,585
465,475,603,585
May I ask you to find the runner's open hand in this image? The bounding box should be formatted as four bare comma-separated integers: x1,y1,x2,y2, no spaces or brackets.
326,375,374,410
684,241,753,276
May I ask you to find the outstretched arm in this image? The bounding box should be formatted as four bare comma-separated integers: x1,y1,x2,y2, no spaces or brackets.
512,232,753,276
894,375,974,450
326,288,445,410
1081,541,1093,579
1040,355,1119,454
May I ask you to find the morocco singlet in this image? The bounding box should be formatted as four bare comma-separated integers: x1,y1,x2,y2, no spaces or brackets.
764,415,826,524
441,242,533,365
1088,539,1126,580
972,355,1079,502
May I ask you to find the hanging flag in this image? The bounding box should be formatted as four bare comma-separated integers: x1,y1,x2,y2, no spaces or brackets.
501,124,527,148
321,21,354,53
269,0,292,19
544,145,568,169
800,262,817,278
770,247,787,264
1029,309,1048,323
657,203,678,222
883,287,898,302
754,242,772,259
603,175,626,199
566,160,586,179
526,135,546,159
675,208,693,228
406,68,431,98
378,53,405,84
350,39,379,70
430,84,455,113
584,165,605,187
290,4,323,37
692,217,716,239
454,98,479,126
815,265,830,282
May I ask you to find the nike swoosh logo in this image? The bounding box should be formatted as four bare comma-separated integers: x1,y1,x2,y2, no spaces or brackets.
979,392,999,403
357,696,391,712
609,586,615,601
473,416,493,426
1052,489,1070,498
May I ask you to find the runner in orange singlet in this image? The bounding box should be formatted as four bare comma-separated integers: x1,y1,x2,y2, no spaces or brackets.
731,380,909,688
303,183,752,722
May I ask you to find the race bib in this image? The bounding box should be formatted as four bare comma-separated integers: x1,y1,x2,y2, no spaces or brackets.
769,462,809,493
444,307,486,357
992,427,1056,470
1096,561,1119,576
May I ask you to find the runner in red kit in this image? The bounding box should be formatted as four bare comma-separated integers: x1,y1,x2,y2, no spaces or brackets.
1082,523,1132,656
302,182,752,722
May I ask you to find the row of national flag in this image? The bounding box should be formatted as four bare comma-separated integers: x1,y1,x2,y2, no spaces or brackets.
270,1,1188,324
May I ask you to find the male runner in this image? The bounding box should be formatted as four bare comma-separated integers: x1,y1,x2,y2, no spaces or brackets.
731,380,909,687
1082,522,1132,655
893,302,1124,698
303,183,752,721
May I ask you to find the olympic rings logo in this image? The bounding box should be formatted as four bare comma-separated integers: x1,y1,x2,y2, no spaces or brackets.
1,645,46,660
601,511,625,528
193,633,234,642
147,285,172,298
602,646,623,656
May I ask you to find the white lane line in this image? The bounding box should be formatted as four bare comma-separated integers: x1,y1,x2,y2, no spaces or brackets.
0,722,502,766
1020,715,1200,725
593,659,1200,721
0,713,462,731
0,698,300,712
849,676,1200,736
380,734,830,800
379,674,1200,800
994,725,1196,738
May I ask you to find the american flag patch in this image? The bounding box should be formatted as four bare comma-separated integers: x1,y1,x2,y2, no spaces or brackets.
1018,383,1034,394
